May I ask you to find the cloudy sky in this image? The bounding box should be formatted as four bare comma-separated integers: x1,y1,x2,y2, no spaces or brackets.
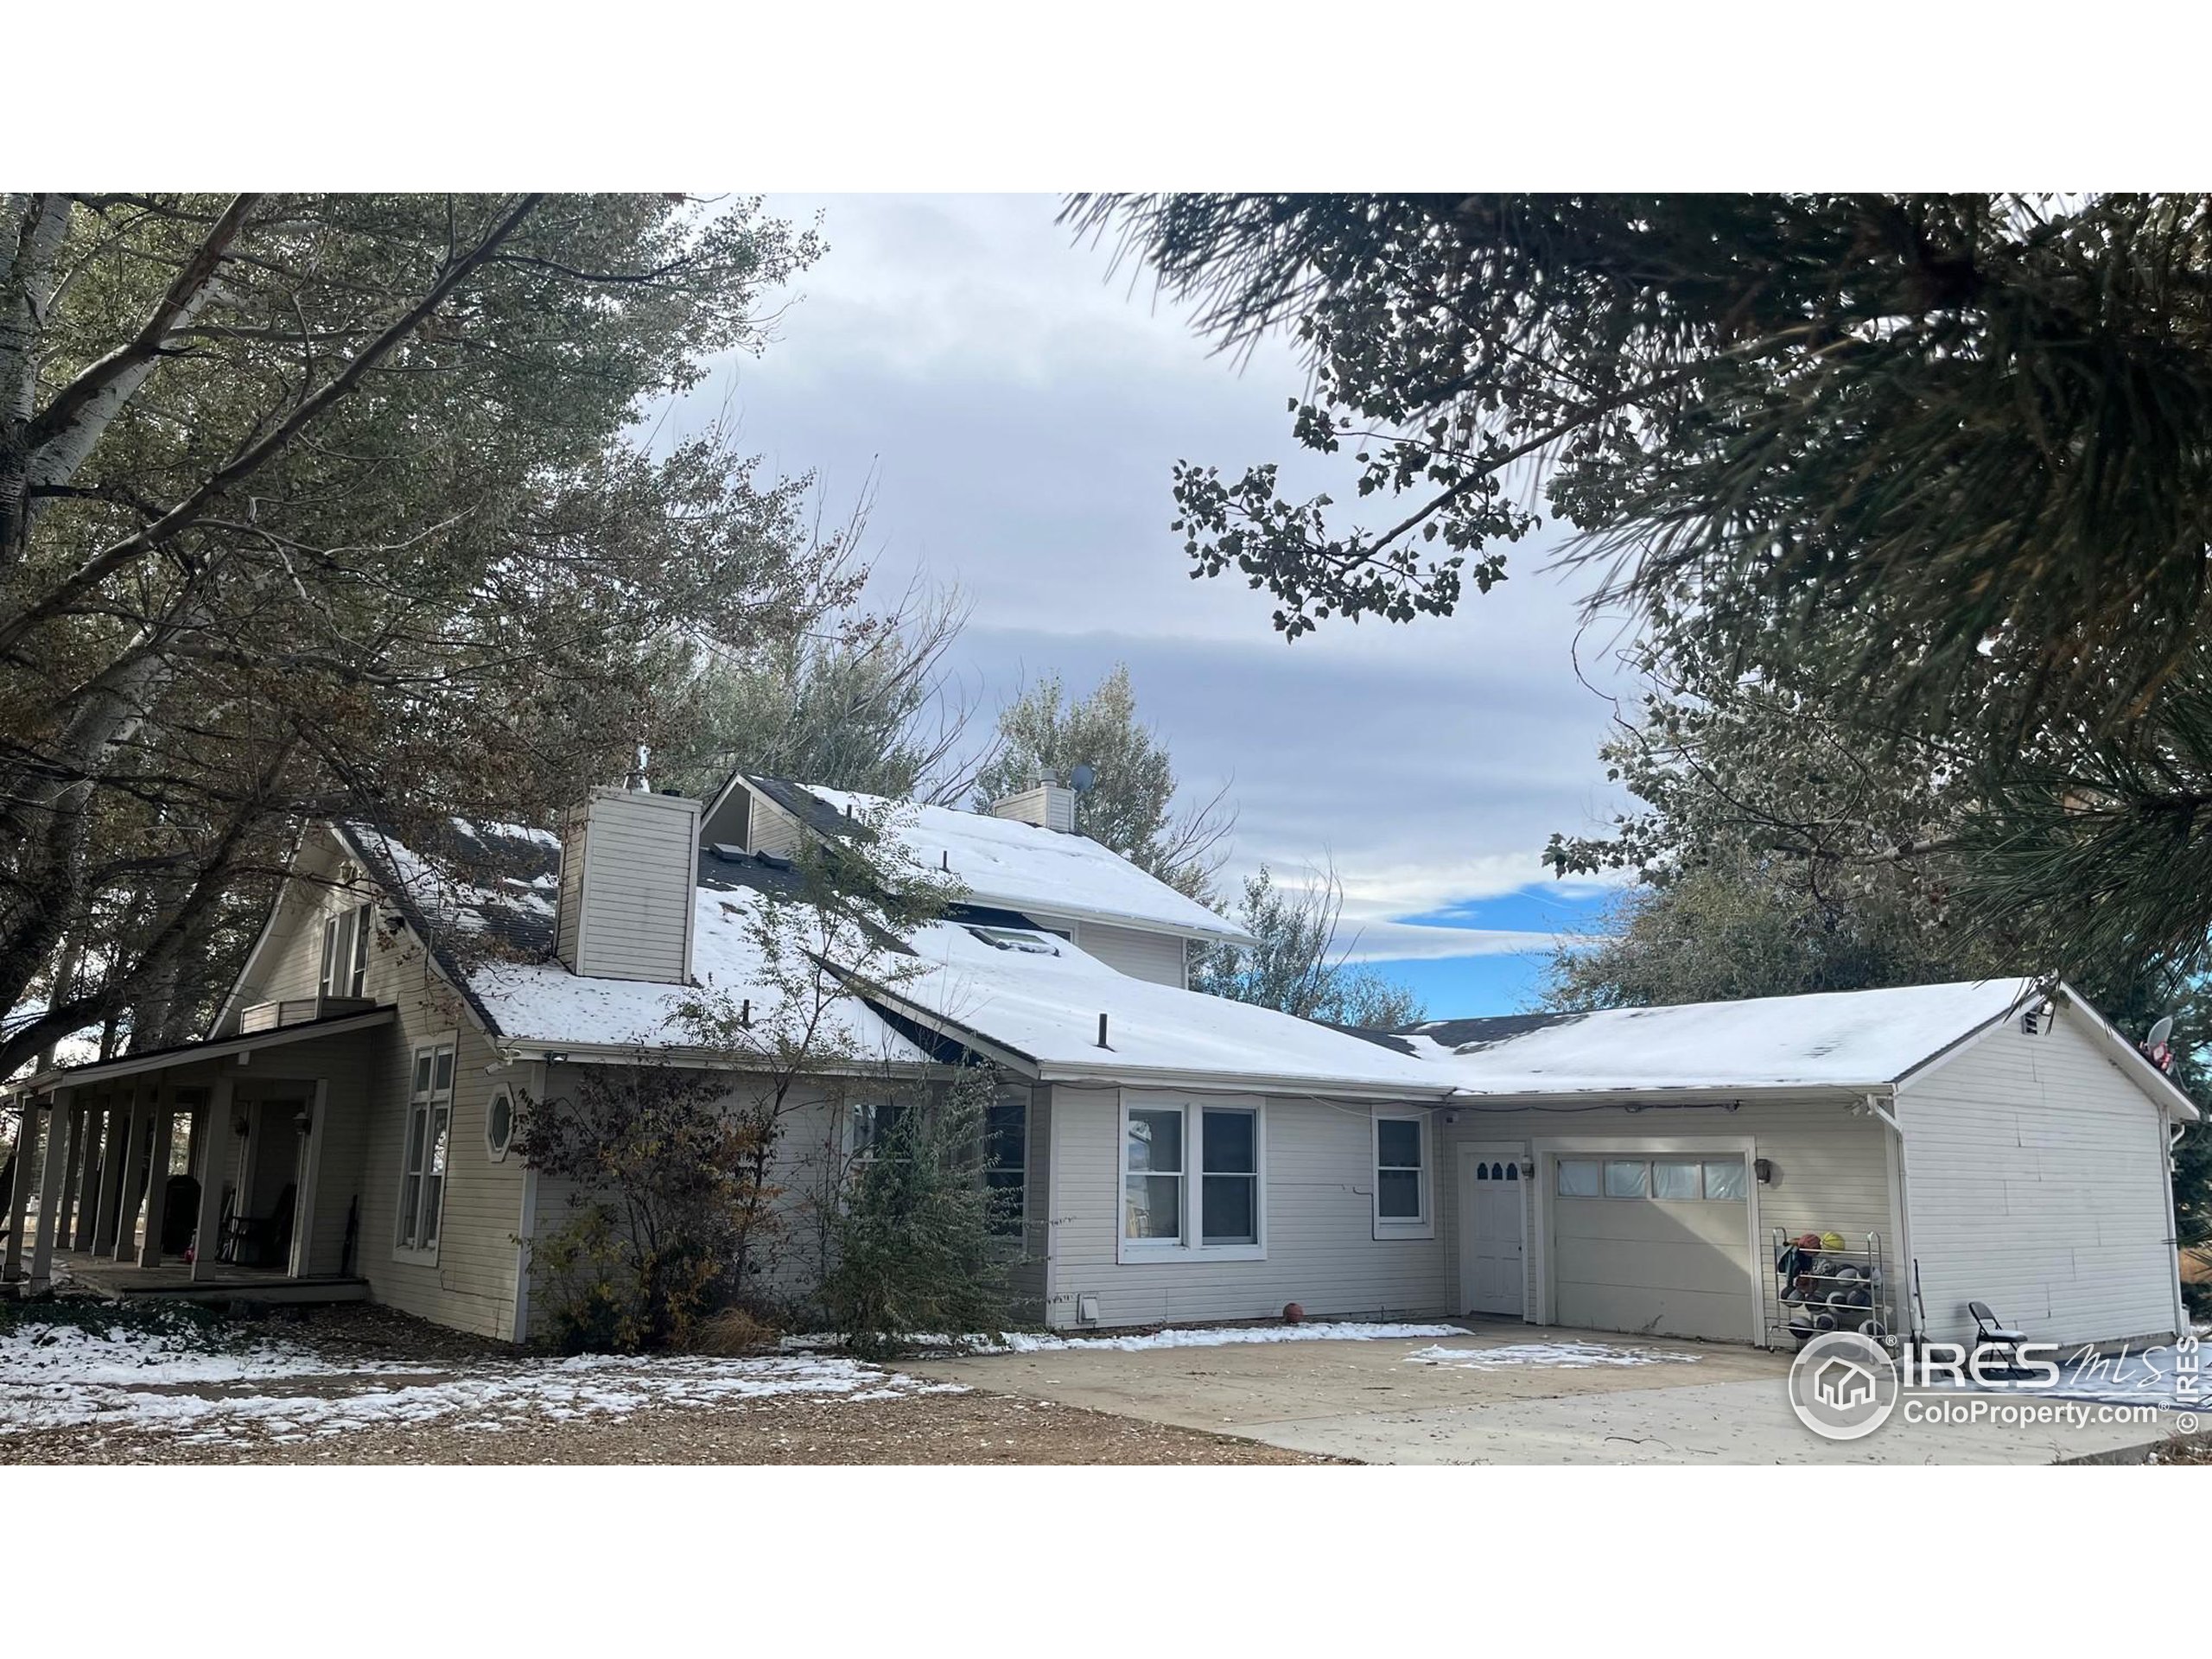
674,194,1636,1015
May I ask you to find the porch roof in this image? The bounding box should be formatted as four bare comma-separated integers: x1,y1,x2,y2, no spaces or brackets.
14,1006,392,1096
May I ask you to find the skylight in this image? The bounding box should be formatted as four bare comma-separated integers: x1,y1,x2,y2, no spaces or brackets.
966,926,1060,956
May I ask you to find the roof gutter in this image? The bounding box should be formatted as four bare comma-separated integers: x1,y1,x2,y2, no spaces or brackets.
490,1037,958,1080
1036,1058,1453,1103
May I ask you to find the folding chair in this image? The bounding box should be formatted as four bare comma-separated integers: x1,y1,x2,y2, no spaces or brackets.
1967,1300,2027,1372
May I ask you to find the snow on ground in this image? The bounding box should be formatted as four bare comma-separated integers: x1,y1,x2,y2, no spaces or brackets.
785,1320,1469,1355
1405,1340,1701,1371
980,1321,1467,1354
0,1313,959,1445
2015,1339,2203,1410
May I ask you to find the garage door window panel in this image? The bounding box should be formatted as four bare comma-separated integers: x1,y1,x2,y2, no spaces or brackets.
1604,1160,1650,1198
1557,1158,1600,1197
1652,1160,1700,1200
1702,1160,1747,1201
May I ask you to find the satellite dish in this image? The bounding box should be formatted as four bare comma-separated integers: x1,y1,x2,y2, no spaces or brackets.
1069,764,1096,794
2147,1015,2175,1050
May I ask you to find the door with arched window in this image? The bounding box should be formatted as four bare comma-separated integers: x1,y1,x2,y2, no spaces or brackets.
1456,1141,1526,1316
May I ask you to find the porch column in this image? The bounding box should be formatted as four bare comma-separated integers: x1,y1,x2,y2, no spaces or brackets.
111,1085,152,1262
29,1089,76,1289
71,1103,106,1249
190,1077,233,1282
137,1099,174,1268
52,1105,84,1250
3,1103,40,1281
90,1084,130,1254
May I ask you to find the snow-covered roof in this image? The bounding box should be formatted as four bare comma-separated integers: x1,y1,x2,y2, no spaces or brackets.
288,821,2196,1118
1371,979,2041,1096
759,779,1253,946
472,886,935,1066
874,919,1448,1096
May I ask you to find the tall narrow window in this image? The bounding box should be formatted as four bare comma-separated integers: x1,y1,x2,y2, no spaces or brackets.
985,1092,1027,1234
346,902,371,996
1123,1106,1184,1242
396,1040,455,1256
321,902,372,1000
1373,1114,1430,1234
1199,1108,1258,1245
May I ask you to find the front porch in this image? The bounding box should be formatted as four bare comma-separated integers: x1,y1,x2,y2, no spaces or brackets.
35,1249,370,1306
3,1007,391,1301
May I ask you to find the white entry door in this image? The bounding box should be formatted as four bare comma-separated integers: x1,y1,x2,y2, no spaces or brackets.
1458,1142,1526,1316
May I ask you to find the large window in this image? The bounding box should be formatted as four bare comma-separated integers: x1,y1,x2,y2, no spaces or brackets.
396,1039,455,1258
320,901,372,1001
1373,1113,1431,1236
1120,1099,1264,1259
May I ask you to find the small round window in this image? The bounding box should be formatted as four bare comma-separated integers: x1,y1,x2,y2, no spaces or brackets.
485,1086,515,1162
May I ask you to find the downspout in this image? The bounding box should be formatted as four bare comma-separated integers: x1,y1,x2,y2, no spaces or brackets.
1864,1088,1921,1345
2162,1112,2189,1341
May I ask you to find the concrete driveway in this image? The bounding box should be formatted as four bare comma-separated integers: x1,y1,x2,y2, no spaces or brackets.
907,1321,2189,1465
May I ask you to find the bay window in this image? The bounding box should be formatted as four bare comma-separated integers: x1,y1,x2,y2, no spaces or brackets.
1120,1097,1264,1260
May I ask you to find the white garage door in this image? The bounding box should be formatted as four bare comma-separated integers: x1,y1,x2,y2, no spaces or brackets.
1550,1154,1754,1343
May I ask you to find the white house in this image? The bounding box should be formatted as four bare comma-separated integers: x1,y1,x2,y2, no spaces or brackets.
3,776,2196,1357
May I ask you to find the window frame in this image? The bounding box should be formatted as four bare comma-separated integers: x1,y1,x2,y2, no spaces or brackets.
984,1089,1028,1236
1371,1109,1434,1240
320,899,372,1001
485,1084,515,1164
1116,1092,1267,1264
393,1034,457,1264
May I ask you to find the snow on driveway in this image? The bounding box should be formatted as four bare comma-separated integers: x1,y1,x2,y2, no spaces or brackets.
1405,1340,1702,1371
980,1321,1468,1354
1,1314,959,1446
2025,1338,2203,1410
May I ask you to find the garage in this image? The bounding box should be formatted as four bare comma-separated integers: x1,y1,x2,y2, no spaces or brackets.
1548,1153,1757,1343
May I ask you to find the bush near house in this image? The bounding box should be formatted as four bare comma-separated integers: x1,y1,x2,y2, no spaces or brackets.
822,1067,1014,1359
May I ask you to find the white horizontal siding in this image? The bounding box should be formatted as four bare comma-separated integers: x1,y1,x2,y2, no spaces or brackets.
1900,1008,2181,1347
1075,921,1187,988
1044,1084,1451,1329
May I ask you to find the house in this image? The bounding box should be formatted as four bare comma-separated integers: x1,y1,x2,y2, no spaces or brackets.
3,778,2197,1357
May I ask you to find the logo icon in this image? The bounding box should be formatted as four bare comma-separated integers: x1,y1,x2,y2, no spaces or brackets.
1789,1331,1899,1440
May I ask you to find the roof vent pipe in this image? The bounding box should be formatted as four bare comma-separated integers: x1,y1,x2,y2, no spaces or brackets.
1096,1013,1110,1049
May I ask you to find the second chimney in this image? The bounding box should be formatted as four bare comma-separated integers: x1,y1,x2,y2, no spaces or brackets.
988,783,1077,834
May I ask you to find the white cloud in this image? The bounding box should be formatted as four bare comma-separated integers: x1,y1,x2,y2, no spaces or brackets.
671,194,1640,988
